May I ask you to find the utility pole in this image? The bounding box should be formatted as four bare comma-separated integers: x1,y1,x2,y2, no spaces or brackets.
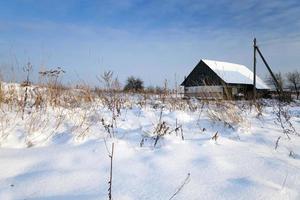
255,46,283,94
253,38,257,102
253,38,284,100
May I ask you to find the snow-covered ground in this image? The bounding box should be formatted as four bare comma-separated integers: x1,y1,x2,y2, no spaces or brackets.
0,90,300,199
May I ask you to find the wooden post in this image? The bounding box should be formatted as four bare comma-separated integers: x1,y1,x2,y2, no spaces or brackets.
253,38,257,102
256,46,283,94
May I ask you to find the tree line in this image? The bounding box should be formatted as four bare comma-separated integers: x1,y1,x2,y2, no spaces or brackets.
266,70,300,99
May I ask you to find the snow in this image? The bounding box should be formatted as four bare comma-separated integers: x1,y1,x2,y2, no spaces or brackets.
202,59,270,90
0,95,300,199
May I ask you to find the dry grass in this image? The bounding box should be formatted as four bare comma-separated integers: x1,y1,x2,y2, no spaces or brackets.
0,68,297,147
207,100,245,130
0,81,4,107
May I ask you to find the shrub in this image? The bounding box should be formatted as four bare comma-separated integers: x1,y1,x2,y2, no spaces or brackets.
124,76,144,92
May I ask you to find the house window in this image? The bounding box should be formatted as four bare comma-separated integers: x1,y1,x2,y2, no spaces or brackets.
232,87,238,95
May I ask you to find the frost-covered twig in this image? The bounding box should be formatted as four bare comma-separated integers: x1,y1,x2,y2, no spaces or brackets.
169,173,191,200
108,142,114,200
281,171,288,190
168,119,184,140
274,136,281,150
273,101,298,140
211,132,218,142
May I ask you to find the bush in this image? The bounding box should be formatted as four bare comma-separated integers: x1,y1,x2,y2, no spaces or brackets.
124,76,144,92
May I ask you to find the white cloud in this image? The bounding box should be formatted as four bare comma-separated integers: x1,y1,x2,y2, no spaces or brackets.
0,0,299,85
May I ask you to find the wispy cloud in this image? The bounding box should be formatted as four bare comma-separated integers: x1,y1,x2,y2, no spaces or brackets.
0,0,299,85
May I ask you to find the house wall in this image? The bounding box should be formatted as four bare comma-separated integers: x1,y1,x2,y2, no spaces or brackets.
184,86,223,93
184,85,224,99
183,85,255,100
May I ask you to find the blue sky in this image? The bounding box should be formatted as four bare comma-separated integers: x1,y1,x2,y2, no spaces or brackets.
0,0,300,86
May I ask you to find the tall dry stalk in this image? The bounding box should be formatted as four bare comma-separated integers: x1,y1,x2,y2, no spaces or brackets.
39,67,65,107
272,100,298,140
97,71,122,137
21,62,32,119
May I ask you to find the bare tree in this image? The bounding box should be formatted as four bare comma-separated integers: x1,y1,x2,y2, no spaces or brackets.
266,72,284,90
286,71,300,99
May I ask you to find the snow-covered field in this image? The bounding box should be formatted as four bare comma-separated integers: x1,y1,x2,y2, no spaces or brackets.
0,85,300,200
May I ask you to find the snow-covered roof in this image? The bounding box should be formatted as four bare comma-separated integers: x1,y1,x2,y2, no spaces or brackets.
202,59,269,90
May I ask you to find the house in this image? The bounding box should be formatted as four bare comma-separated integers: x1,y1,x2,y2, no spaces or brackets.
181,59,270,99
